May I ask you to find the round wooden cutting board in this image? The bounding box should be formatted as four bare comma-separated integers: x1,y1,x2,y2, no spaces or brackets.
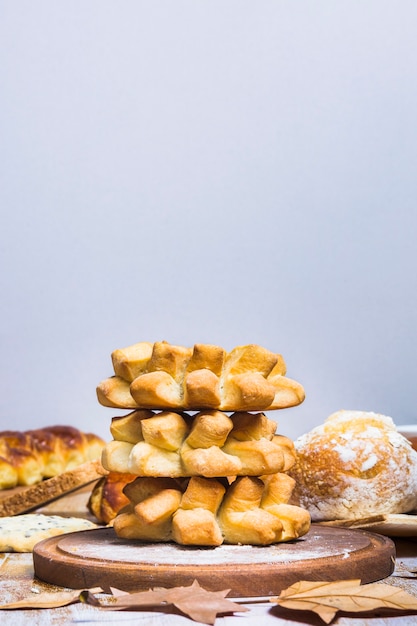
33,524,395,597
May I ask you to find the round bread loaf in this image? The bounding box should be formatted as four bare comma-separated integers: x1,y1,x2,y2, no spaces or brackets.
289,410,417,521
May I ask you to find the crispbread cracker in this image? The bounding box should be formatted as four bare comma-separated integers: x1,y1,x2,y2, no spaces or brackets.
0,514,98,552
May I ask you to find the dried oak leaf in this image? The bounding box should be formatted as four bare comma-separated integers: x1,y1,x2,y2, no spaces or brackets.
100,580,248,625
0,587,103,610
271,579,417,624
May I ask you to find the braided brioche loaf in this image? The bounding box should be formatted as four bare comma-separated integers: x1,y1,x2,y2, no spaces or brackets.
101,410,297,478
0,426,105,490
113,473,311,546
97,342,305,412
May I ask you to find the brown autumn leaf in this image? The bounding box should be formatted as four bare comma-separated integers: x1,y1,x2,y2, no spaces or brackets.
0,587,103,610
0,580,245,623
271,579,417,624
97,580,248,624
164,580,249,624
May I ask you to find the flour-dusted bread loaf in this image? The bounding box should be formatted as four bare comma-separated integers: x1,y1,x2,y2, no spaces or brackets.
101,410,297,478
0,426,105,490
113,473,310,546
289,410,417,521
97,341,305,412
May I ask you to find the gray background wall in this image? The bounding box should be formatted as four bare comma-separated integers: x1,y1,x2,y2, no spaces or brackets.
1,1,416,442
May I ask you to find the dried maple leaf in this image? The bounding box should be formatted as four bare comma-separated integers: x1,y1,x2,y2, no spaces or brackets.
164,580,248,624
0,587,103,610
100,580,248,624
271,579,417,624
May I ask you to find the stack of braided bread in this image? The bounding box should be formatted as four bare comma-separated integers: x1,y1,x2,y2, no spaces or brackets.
92,341,311,545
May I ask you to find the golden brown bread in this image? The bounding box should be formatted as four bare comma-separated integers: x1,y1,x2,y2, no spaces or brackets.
111,341,154,381
97,341,305,412
88,471,136,524
113,473,310,546
0,432,44,487
94,339,308,546
0,459,105,517
289,410,417,521
0,426,105,490
101,410,296,478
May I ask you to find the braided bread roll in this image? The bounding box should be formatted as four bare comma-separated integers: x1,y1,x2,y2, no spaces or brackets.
0,427,105,490
97,342,305,412
88,472,137,524
113,474,310,546
101,410,297,478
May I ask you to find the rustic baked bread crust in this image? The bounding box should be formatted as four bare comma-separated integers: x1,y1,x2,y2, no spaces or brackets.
0,459,105,517
289,410,417,521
